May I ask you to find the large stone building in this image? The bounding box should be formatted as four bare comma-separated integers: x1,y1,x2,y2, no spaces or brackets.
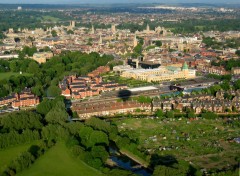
119,62,196,82
32,52,53,63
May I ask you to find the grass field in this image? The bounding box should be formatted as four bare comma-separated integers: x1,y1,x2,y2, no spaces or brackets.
0,141,40,173
114,117,240,170
17,142,103,176
102,73,155,88
41,16,60,22
0,72,32,81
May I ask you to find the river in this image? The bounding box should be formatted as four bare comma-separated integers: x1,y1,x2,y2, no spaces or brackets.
109,146,152,176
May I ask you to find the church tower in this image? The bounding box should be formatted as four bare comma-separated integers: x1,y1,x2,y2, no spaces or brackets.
133,35,138,47
146,24,150,32
99,35,103,45
91,25,95,34
111,24,116,33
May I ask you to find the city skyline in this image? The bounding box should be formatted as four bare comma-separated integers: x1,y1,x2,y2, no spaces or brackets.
1,0,240,4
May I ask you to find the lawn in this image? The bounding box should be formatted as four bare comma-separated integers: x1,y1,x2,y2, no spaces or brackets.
0,141,40,173
0,72,32,81
114,117,240,170
17,142,103,176
102,74,155,87
41,16,60,22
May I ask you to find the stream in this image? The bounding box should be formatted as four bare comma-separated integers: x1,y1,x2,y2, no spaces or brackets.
109,146,152,176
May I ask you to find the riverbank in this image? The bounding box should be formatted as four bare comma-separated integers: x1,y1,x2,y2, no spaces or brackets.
120,148,150,169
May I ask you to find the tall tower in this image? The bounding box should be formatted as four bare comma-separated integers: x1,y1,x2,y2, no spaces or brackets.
133,35,138,47
91,25,95,34
146,24,150,32
99,35,103,45
111,24,116,33
70,21,75,28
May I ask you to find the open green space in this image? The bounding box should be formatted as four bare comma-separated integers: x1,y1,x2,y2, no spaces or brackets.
17,142,103,176
102,73,156,87
0,72,32,81
0,141,40,173
114,118,240,170
41,16,60,22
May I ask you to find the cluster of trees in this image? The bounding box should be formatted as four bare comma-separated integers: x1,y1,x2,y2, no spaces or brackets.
202,37,240,50
152,156,200,176
0,111,43,149
1,140,55,176
110,18,240,35
0,51,113,98
18,46,38,59
0,10,72,39
0,130,40,149
155,109,175,119
131,37,144,58
211,59,240,71
154,109,221,120
67,117,118,170
1,111,43,132
161,19,240,34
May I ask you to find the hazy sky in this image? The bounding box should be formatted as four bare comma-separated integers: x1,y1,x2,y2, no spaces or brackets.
0,0,239,4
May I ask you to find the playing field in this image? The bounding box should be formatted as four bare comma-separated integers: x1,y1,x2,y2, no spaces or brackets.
0,72,32,81
17,142,103,176
0,141,40,173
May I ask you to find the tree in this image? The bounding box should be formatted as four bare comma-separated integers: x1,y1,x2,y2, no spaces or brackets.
36,99,53,115
45,108,68,125
155,40,162,47
91,146,109,162
47,85,61,97
79,126,94,148
67,30,74,34
201,112,218,119
220,80,230,91
133,43,143,56
166,111,174,118
51,30,57,37
27,62,40,74
233,79,240,90
31,85,44,97
235,50,240,56
9,61,18,72
155,109,164,118
87,131,109,148
187,111,196,118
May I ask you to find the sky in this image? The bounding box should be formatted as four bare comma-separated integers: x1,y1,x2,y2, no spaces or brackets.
0,0,239,4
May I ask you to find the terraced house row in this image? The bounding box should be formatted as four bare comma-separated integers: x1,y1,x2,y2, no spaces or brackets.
0,88,40,108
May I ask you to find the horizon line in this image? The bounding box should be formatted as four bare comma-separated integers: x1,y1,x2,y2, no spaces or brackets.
0,2,240,5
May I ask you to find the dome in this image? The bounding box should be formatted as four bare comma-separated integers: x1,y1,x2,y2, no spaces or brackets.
182,62,188,70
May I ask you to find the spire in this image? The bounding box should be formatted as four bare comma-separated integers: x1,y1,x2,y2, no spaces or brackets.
133,34,138,47
91,25,95,34
111,24,116,33
146,24,150,31
99,35,102,45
